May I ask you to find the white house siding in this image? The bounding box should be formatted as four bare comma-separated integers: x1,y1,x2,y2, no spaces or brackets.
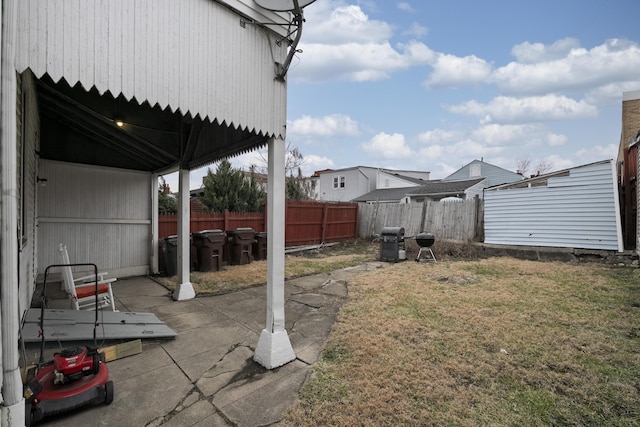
319,167,376,202
15,0,288,139
37,160,152,278
484,160,623,251
17,72,40,315
464,181,485,200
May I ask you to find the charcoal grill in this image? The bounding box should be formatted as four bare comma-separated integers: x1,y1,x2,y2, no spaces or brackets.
415,232,436,262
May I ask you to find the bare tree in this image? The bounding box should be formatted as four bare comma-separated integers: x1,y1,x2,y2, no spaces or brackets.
516,158,532,176
516,158,553,177
533,159,553,176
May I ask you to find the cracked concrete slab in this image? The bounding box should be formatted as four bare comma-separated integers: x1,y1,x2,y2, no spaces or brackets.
32,262,383,426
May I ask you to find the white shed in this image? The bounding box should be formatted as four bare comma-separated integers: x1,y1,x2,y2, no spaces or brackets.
484,160,623,251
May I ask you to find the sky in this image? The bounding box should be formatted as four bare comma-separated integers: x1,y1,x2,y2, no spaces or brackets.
163,0,640,190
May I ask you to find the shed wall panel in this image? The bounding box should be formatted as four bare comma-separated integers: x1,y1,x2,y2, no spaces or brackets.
37,160,151,277
484,161,622,251
16,0,288,138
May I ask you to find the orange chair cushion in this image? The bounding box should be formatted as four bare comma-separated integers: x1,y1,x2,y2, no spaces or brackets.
75,282,111,299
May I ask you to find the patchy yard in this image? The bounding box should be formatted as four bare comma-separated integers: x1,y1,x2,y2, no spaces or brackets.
281,256,640,426
157,239,640,425
155,239,379,295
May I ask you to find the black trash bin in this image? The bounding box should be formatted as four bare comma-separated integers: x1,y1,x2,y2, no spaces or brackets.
227,228,255,265
192,229,226,272
162,235,178,276
253,232,268,261
379,227,406,262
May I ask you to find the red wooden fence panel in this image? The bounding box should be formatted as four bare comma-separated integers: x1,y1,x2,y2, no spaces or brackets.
158,201,357,246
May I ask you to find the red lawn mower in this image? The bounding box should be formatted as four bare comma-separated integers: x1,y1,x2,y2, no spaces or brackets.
23,263,114,426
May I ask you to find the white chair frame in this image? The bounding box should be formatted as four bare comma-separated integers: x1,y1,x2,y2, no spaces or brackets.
58,244,117,311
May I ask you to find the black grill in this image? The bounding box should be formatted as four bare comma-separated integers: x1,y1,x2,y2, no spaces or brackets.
415,232,436,262
415,232,435,248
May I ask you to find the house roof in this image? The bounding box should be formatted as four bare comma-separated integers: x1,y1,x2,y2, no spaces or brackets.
407,178,486,196
380,171,428,185
351,187,414,203
351,178,485,202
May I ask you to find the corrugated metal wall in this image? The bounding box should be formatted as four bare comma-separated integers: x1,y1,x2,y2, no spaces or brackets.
484,160,623,251
15,0,288,138
37,160,152,277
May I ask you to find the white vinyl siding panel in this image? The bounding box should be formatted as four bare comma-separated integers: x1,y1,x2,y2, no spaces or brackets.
16,0,288,138
18,72,41,316
484,160,622,251
37,161,152,277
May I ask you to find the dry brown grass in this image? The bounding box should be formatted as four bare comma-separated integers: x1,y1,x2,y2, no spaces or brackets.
282,257,640,426
155,240,378,295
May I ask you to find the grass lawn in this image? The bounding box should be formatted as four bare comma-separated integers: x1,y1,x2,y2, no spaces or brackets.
281,255,640,426
157,239,640,425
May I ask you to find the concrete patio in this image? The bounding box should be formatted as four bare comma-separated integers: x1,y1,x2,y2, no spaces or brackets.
27,261,385,426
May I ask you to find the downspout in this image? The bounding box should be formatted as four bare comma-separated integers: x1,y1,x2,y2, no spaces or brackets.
1,0,26,424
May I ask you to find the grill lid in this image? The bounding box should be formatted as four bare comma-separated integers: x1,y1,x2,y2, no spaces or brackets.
415,232,435,247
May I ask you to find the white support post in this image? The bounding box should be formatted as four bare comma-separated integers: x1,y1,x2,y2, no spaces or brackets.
150,173,159,275
1,0,26,424
254,137,295,369
172,168,195,300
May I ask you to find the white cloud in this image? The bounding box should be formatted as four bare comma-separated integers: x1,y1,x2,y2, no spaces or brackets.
493,39,640,96
303,3,392,44
576,144,618,162
397,2,415,13
417,144,444,160
301,154,336,175
292,3,433,82
297,40,433,82
288,114,360,136
417,128,463,144
423,53,493,88
472,123,567,147
446,95,598,124
361,132,413,159
511,38,580,64
403,22,428,38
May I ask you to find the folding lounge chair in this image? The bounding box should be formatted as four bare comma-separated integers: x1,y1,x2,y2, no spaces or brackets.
58,244,117,311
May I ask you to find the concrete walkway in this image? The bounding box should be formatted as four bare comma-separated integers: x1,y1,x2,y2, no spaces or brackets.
37,261,385,426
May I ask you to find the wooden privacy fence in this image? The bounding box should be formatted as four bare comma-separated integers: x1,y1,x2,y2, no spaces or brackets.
158,201,359,246
357,199,484,241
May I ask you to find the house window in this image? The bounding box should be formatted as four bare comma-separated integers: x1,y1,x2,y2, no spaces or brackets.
333,176,346,189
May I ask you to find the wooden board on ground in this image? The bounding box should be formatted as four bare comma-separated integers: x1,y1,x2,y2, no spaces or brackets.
99,339,142,362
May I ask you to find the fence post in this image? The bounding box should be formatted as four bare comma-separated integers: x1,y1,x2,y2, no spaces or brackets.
370,199,380,237
224,209,230,231
321,203,329,242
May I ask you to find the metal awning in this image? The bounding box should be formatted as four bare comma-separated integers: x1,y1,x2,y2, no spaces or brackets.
36,76,270,173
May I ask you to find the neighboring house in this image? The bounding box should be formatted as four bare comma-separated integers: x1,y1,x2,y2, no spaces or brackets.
484,160,623,251
616,90,640,250
315,166,430,202
2,0,305,418
444,159,523,188
352,178,485,204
